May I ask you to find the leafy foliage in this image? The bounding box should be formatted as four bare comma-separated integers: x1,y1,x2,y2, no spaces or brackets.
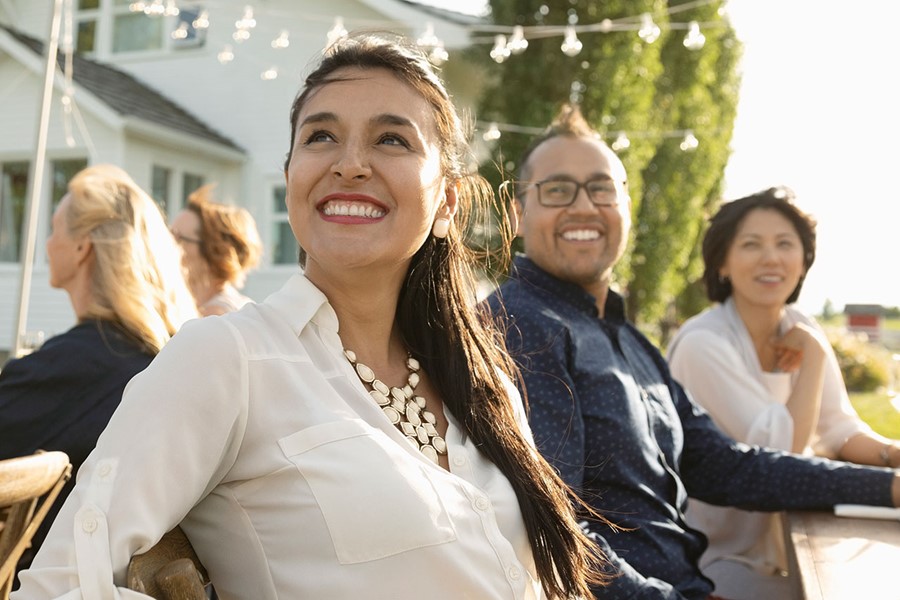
828,329,891,392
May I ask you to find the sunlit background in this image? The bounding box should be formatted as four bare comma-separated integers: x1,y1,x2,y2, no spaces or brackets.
422,0,900,315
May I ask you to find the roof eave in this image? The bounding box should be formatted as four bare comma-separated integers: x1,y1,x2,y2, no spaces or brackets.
122,116,246,163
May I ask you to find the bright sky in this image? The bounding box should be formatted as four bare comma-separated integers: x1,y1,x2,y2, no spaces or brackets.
725,0,900,315
421,0,899,314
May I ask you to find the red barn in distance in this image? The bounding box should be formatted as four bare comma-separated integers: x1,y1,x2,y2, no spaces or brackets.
844,304,884,343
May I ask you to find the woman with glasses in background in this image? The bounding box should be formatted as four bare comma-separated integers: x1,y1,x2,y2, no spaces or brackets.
170,184,263,316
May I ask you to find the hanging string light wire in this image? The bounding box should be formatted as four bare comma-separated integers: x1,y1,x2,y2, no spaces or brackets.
99,0,727,144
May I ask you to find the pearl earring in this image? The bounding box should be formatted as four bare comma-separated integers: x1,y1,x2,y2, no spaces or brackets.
432,217,450,239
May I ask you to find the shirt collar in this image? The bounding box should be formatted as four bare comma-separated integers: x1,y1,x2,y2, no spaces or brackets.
511,254,626,322
263,272,340,337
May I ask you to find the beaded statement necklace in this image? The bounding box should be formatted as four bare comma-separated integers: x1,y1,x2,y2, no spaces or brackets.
343,349,447,464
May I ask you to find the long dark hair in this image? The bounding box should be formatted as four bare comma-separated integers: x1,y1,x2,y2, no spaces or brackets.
285,33,607,597
703,186,817,304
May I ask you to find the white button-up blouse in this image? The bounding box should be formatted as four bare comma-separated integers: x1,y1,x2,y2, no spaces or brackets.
15,274,543,599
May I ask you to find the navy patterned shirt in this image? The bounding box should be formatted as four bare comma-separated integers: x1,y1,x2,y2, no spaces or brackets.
487,256,894,600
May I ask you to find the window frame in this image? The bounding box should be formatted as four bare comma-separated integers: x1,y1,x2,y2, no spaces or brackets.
76,0,207,57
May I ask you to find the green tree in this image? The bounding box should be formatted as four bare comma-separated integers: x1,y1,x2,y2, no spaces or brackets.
475,0,740,331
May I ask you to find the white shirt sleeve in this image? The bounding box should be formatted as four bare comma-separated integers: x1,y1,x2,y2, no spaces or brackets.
669,329,793,450
14,317,249,599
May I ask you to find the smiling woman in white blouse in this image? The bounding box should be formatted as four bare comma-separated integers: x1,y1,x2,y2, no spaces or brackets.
14,33,606,600
668,186,900,600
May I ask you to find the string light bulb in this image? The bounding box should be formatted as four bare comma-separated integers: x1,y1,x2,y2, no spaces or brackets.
428,42,449,65
490,35,510,63
416,22,440,49
144,0,164,17
261,66,278,81
561,26,582,57
482,122,501,141
236,6,256,29
327,17,348,47
611,132,631,151
171,22,189,40
128,1,146,12
638,13,661,43
683,21,706,50
217,45,234,64
272,30,290,49
192,9,209,29
507,25,528,54
232,28,250,42
163,0,179,17
679,130,699,152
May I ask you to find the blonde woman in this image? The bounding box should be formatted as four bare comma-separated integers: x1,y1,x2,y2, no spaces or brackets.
170,184,262,315
0,164,197,576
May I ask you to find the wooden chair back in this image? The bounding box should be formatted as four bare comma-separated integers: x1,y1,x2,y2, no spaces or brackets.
127,526,210,600
0,451,72,600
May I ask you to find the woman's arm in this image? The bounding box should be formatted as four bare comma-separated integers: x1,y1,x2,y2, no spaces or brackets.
772,322,828,452
13,318,248,599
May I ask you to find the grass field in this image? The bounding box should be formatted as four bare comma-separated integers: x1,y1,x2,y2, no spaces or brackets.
850,391,900,439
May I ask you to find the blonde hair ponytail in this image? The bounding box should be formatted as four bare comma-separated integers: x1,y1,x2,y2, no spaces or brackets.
66,164,197,353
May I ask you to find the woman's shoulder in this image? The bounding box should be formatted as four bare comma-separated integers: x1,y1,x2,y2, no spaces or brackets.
783,304,819,328
670,305,730,350
669,311,740,365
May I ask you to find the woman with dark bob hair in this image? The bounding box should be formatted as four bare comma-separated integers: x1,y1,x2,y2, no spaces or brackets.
668,186,900,600
14,33,606,599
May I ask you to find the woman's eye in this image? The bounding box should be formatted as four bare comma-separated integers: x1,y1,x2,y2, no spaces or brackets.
378,134,409,147
304,130,334,144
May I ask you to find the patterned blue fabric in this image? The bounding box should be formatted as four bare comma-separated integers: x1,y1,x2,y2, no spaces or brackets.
487,256,894,600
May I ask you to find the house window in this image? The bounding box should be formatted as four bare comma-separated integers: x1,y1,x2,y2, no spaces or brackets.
182,172,204,206
0,159,85,263
151,165,171,213
112,8,164,53
46,159,89,243
75,0,100,53
271,185,296,265
76,0,206,55
51,159,88,209
0,162,30,262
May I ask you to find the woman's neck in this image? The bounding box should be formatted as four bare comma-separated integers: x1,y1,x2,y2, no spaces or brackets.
307,263,408,374
732,296,785,366
192,279,228,308
67,268,95,320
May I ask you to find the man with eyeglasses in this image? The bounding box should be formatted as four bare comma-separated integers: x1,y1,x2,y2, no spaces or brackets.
486,105,900,600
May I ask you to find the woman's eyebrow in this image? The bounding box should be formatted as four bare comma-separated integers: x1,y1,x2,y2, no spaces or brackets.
372,113,416,130
298,112,337,127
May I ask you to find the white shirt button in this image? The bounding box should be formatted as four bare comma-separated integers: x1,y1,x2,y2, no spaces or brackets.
98,464,112,478
507,566,521,580
82,518,98,533
452,455,466,467
474,497,490,511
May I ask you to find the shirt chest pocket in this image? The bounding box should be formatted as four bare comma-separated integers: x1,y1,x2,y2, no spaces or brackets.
278,419,457,564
